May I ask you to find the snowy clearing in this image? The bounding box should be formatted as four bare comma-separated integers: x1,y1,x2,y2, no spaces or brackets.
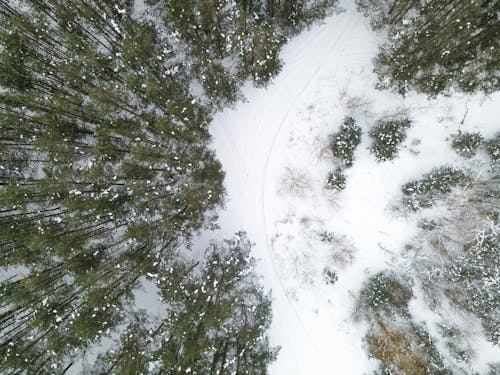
208,2,500,374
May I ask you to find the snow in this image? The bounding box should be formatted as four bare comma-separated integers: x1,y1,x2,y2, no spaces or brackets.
208,1,500,374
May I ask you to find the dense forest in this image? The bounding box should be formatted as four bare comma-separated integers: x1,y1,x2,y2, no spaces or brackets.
356,0,499,95
1,0,498,374
0,0,336,373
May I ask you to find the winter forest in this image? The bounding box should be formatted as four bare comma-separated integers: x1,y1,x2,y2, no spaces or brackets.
0,0,498,374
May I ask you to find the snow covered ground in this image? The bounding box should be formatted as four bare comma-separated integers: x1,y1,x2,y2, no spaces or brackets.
209,1,500,374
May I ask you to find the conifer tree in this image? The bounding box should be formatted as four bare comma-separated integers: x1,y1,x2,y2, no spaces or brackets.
356,0,499,95
0,0,339,372
0,1,223,371
90,233,278,375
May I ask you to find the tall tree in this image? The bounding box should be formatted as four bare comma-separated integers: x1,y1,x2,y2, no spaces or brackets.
90,233,278,375
356,0,500,95
0,1,223,372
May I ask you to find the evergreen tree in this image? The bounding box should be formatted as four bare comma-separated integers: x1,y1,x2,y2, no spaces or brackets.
90,233,278,375
0,1,223,372
0,0,339,372
357,0,500,95
146,0,337,106
369,117,411,161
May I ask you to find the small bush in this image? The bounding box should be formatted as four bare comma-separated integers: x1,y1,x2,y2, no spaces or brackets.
323,268,338,285
331,248,355,269
280,167,310,196
318,231,336,243
485,134,500,162
402,166,469,210
329,116,362,167
326,168,346,191
369,118,412,161
451,131,483,158
356,271,413,319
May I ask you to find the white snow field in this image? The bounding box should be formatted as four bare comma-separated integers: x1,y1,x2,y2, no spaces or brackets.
209,2,500,375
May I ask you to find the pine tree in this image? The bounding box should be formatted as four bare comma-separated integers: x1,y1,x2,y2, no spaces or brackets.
90,233,278,375
0,1,223,371
357,0,500,95
0,0,340,371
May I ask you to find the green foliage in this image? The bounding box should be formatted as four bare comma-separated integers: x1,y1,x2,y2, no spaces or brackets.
358,0,499,95
0,0,340,372
330,116,362,166
0,1,222,371
402,166,469,210
239,24,285,87
91,233,278,374
356,271,450,375
369,118,411,161
88,313,154,375
451,131,483,158
485,134,500,162
159,234,278,374
356,271,413,320
326,168,347,191
198,61,240,108
150,0,337,104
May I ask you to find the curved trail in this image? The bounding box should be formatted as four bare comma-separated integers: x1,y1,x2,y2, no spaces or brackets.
210,6,375,375
259,15,362,370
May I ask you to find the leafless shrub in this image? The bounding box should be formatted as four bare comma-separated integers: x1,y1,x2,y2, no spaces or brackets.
341,95,373,119
331,248,355,269
319,231,355,268
279,167,311,196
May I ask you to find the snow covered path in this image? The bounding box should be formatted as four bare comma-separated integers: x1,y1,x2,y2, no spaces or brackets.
210,5,378,374
208,0,500,371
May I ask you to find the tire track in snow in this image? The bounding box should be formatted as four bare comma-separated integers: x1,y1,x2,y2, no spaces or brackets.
260,12,362,373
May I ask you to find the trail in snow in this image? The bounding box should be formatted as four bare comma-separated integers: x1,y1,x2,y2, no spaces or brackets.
210,6,375,375
209,2,500,374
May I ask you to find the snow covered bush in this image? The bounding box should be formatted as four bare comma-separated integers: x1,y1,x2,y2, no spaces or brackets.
488,363,500,375
369,118,411,161
406,175,499,353
323,268,338,285
485,134,500,162
318,231,355,268
355,271,413,320
331,248,355,269
329,116,362,166
326,168,346,191
401,166,469,210
438,323,475,365
451,131,483,158
280,167,310,196
342,95,372,117
318,230,336,243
